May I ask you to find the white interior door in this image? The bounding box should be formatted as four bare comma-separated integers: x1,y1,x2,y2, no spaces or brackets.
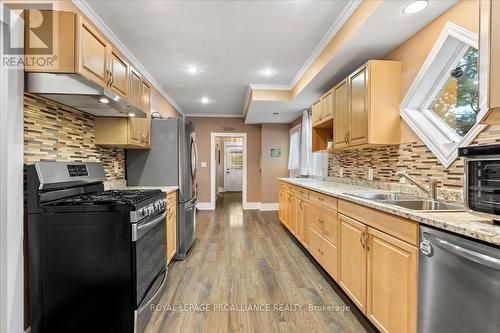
224,145,243,191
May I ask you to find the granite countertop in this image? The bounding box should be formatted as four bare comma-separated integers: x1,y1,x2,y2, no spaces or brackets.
104,180,178,194
280,177,500,246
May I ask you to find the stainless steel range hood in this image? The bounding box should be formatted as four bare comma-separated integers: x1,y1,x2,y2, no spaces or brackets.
25,73,146,118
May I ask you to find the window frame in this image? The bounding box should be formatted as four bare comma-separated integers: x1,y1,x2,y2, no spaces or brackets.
400,22,486,168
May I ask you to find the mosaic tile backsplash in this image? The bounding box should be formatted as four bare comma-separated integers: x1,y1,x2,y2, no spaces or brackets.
24,93,125,181
327,125,500,202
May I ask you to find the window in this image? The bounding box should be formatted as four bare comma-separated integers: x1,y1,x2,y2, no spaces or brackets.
401,22,486,168
288,125,301,177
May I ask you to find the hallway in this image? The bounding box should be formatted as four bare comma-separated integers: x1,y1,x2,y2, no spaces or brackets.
146,193,368,333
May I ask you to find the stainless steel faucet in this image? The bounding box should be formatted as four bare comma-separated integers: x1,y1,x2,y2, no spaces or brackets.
395,171,438,200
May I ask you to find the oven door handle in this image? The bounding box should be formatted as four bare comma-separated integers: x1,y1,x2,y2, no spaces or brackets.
424,232,500,271
133,210,167,241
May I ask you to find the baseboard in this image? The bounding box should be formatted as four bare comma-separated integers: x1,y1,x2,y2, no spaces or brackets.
243,202,261,210
196,202,215,210
260,203,279,211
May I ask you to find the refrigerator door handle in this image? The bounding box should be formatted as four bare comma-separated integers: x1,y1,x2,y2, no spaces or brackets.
424,232,500,271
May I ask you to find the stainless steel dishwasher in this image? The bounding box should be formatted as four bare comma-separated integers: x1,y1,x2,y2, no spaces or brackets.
418,225,500,333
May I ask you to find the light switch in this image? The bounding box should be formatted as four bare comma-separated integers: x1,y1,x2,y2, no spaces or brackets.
339,167,344,178
201,162,207,168
367,168,373,181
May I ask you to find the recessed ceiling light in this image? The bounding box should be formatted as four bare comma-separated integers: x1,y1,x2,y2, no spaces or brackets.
187,66,199,74
128,112,136,117
99,97,109,104
403,0,428,14
260,68,275,77
273,112,279,115
201,96,209,104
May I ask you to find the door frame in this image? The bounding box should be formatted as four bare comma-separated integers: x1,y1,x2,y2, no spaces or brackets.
223,142,243,192
210,133,247,210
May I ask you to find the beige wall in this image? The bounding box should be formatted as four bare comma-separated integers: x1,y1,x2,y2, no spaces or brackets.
189,117,262,203
261,124,290,203
384,0,479,142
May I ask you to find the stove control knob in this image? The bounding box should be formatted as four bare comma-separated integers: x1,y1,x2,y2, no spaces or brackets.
142,208,146,216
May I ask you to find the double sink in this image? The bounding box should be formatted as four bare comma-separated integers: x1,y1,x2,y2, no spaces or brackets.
344,192,465,212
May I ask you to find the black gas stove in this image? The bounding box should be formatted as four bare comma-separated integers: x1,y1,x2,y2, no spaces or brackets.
27,162,168,333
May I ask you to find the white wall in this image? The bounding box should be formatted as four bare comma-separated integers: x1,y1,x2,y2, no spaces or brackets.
0,4,25,333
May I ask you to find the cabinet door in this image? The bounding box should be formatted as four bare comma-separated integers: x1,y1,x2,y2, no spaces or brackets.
128,118,142,145
140,117,151,147
296,198,309,247
77,16,109,87
348,65,368,146
312,101,322,124
339,214,367,314
279,188,285,223
367,227,418,333
129,67,143,109
321,90,333,119
167,204,177,264
287,194,297,235
333,79,349,149
109,48,129,99
142,81,152,114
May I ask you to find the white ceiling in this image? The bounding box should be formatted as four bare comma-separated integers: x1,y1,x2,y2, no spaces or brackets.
246,0,459,124
85,0,354,117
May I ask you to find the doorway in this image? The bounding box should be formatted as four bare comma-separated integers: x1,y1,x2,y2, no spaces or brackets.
210,133,248,210
223,140,243,192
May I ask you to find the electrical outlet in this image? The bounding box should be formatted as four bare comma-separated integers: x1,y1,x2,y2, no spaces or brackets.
114,161,119,174
339,167,344,178
201,161,207,168
367,167,373,181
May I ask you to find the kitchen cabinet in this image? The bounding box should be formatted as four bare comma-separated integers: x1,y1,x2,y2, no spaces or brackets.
296,196,309,248
166,191,177,264
94,114,151,148
367,227,417,333
280,182,418,333
76,15,110,87
287,193,297,235
480,0,500,124
348,66,369,146
129,67,143,109
108,48,129,99
333,79,349,149
311,101,322,124
24,10,76,73
338,214,367,314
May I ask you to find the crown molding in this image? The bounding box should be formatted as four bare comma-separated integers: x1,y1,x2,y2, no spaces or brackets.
247,0,362,92
71,0,184,115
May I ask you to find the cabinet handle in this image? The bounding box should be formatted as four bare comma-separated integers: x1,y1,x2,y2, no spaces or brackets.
346,131,350,143
106,70,111,86
360,232,365,249
299,201,303,209
318,219,324,224
365,233,370,251
109,71,114,86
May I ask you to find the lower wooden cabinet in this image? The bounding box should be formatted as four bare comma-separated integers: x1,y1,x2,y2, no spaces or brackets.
367,227,418,333
278,181,418,333
166,192,177,264
338,214,368,314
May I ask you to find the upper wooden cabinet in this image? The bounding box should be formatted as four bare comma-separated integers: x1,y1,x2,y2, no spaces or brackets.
480,0,500,124
24,10,75,73
311,100,322,124
76,16,109,87
333,79,349,149
142,81,152,114
335,60,401,149
108,48,129,100
129,67,143,109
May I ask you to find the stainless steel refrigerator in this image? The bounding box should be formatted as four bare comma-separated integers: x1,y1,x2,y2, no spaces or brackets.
126,117,198,260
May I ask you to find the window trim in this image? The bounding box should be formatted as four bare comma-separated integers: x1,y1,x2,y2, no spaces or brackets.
400,22,486,168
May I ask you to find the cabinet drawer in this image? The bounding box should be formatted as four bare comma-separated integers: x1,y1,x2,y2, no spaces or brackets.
308,202,338,246
309,227,338,280
338,199,418,246
279,182,291,191
309,191,337,211
291,185,309,198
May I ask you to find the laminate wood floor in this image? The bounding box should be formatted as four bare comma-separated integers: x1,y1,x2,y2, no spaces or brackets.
145,192,368,333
